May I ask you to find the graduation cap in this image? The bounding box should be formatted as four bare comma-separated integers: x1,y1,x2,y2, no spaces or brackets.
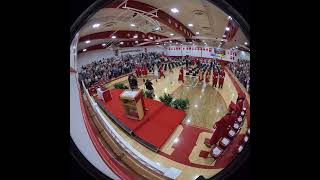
229,101,236,110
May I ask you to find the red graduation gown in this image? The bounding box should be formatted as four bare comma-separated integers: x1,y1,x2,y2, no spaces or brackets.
212,71,219,86
209,114,232,145
178,68,184,82
218,71,225,85
160,66,164,77
236,100,244,116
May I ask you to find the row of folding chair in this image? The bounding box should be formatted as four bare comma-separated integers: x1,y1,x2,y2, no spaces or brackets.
210,107,248,159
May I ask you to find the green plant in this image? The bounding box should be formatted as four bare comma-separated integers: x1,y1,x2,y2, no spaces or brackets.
172,98,190,110
114,82,128,89
159,93,174,106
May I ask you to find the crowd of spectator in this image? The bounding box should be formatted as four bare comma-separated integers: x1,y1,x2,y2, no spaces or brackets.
228,59,250,93
79,52,165,87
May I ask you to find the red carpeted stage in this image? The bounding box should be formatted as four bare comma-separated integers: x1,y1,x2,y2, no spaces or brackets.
95,89,186,152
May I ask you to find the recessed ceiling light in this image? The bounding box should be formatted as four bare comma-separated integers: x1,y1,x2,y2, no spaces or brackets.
228,16,232,20
223,35,226,38
83,49,87,52
102,43,106,46
156,42,159,44
135,41,138,43
176,42,178,44
149,37,153,39
236,46,238,48
120,42,124,45
133,35,138,38
85,40,90,44
92,23,100,28
170,33,174,36
196,32,200,35
171,8,179,13
188,24,193,27
130,24,135,27
225,27,230,31
155,27,160,30
244,42,248,45
169,40,172,43
111,36,116,39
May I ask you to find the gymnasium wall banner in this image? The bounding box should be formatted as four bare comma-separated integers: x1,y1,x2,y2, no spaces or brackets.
214,48,226,55
214,48,226,59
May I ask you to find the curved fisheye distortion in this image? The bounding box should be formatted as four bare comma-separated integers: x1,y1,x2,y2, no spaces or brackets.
70,0,250,179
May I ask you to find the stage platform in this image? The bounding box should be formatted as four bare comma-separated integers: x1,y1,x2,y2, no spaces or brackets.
95,89,186,152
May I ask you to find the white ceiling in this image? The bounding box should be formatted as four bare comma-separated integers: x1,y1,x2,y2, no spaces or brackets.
77,0,249,50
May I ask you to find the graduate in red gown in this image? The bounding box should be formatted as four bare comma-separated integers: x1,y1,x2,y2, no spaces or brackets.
236,92,246,116
136,66,142,77
212,70,219,87
198,69,204,81
142,66,148,76
159,65,165,78
205,70,210,83
218,68,225,88
178,67,184,82
205,102,237,146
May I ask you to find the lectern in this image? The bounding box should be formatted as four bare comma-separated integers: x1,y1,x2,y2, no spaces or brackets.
120,89,145,120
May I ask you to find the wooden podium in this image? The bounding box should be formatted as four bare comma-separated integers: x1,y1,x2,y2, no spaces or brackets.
120,89,145,120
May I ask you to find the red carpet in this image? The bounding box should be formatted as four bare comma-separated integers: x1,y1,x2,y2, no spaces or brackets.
96,89,185,150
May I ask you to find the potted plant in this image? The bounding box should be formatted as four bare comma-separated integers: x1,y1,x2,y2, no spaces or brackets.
172,98,190,110
114,82,129,89
159,93,174,106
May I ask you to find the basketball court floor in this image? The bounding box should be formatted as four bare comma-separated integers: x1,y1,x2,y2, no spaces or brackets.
89,66,250,179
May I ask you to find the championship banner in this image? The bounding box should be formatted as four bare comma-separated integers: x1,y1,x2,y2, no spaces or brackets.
214,48,226,55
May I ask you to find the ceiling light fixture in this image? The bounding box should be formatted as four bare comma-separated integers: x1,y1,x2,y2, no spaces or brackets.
196,32,199,35
102,43,106,46
171,8,179,13
92,23,100,28
111,36,116,39
83,49,87,52
120,42,124,45
223,35,226,38
85,40,90,44
149,37,153,39
130,24,135,27
170,33,174,36
188,24,193,27
133,35,138,38
225,27,230,31
228,16,232,20
244,42,248,45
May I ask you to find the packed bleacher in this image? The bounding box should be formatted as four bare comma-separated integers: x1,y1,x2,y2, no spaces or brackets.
78,52,187,89
79,52,161,87
227,60,250,93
